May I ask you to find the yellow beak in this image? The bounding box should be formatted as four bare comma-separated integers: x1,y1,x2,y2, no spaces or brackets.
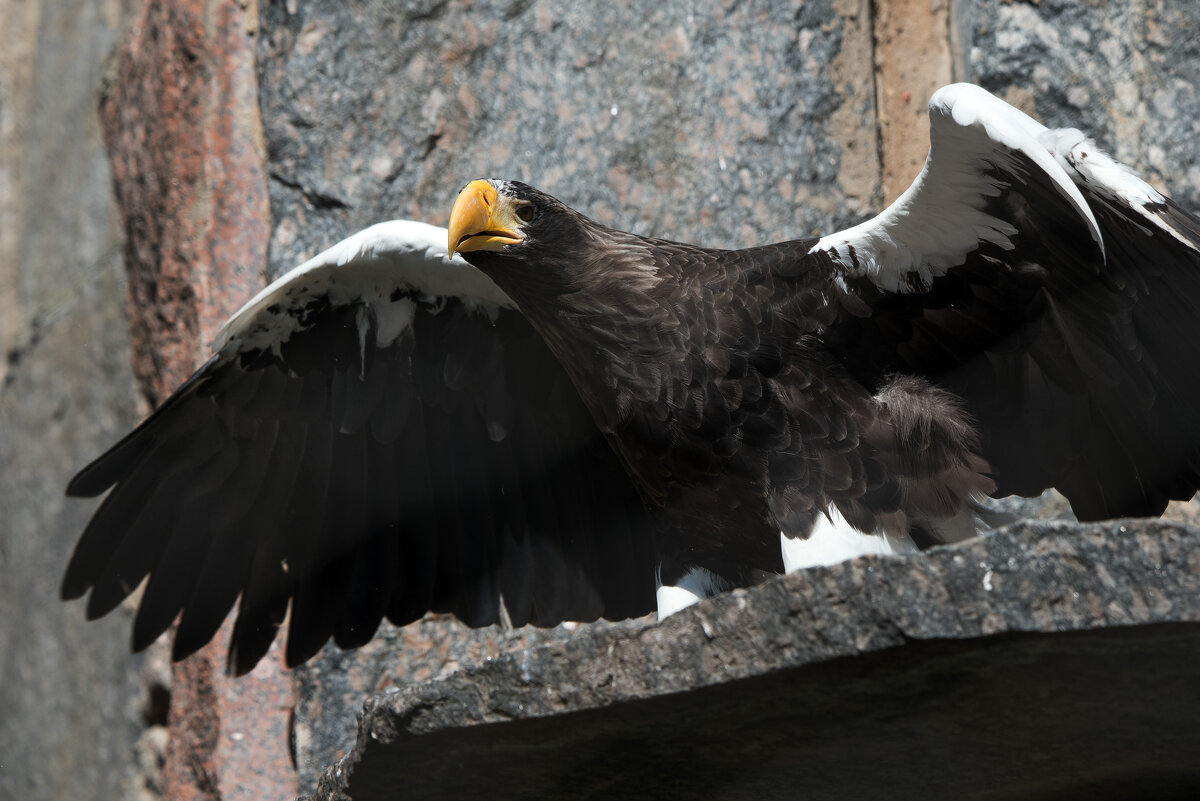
448,180,525,256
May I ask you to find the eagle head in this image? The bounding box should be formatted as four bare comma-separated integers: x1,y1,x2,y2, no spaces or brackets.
447,178,604,305
447,179,590,262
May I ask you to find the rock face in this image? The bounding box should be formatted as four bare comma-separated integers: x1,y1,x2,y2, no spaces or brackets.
307,521,1200,800
256,0,880,277
6,0,1200,799
96,1,291,799
0,2,148,800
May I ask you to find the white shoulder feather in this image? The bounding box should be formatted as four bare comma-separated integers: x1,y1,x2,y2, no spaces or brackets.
214,220,513,353
811,83,1104,292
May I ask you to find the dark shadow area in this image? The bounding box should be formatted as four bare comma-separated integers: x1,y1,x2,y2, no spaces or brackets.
347,623,1200,800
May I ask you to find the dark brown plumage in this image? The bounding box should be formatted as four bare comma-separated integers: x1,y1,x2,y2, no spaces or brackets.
455,181,993,585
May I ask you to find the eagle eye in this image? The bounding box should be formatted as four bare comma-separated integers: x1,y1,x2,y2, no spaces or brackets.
515,204,535,223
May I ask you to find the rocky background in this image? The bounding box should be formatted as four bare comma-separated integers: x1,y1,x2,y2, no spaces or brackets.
2,0,1198,799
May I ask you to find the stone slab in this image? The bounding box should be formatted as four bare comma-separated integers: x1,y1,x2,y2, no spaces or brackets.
308,520,1200,800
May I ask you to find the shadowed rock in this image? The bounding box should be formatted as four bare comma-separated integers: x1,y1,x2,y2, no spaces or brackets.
307,519,1200,800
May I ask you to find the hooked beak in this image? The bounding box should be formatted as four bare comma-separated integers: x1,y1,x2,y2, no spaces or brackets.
448,180,525,256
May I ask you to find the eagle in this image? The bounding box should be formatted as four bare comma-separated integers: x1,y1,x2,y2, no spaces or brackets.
63,84,1200,675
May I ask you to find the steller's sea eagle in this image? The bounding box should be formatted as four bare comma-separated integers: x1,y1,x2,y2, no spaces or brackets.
64,84,1200,675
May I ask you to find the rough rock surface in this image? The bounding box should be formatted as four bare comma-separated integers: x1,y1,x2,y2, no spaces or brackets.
309,521,1200,800
0,2,149,800
872,0,953,201
256,0,880,277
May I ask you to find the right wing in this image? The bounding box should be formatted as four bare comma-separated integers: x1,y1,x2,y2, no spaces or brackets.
811,84,1200,521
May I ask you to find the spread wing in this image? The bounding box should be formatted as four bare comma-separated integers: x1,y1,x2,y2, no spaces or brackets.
63,221,656,675
812,83,1200,520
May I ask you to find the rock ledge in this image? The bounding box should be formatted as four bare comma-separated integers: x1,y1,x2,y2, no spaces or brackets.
309,520,1200,800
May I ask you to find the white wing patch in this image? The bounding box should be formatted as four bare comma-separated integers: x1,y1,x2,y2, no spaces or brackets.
1038,127,1163,208
1043,128,1199,250
214,220,514,354
812,83,1104,292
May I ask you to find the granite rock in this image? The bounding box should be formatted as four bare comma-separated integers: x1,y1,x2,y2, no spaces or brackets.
256,0,880,277
97,1,291,799
0,2,148,800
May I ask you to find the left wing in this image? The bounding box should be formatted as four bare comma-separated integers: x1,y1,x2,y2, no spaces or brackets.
811,83,1200,520
63,221,658,675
